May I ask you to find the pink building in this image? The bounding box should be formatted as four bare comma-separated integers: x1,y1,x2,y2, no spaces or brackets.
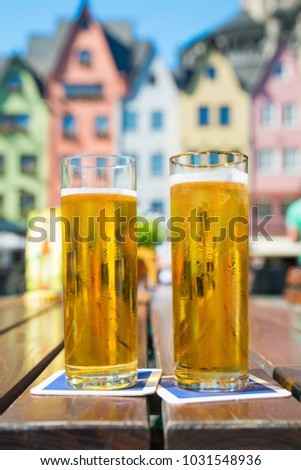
46,5,127,207
252,43,301,235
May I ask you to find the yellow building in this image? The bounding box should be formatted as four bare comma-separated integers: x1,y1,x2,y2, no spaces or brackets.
180,47,251,161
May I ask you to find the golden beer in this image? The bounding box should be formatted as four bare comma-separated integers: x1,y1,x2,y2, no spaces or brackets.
170,169,249,391
61,189,137,389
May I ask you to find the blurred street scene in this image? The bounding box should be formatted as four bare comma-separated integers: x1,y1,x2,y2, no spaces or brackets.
1,0,301,295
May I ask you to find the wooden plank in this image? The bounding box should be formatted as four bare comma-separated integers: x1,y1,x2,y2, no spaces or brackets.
0,303,151,450
0,351,150,450
250,296,301,331
249,297,301,400
0,304,64,414
0,296,24,309
0,298,61,334
151,286,301,450
0,290,148,336
274,367,301,402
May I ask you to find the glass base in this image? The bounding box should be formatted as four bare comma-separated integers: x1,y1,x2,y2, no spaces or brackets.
175,370,249,392
65,363,138,390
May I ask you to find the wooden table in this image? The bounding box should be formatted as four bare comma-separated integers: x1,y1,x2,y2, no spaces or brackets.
151,286,301,450
0,293,151,450
2,287,301,450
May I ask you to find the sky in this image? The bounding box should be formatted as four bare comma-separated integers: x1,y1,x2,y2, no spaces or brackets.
0,0,241,69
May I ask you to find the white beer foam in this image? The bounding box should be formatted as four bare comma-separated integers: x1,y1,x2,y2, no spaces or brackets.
170,168,248,187
61,187,137,198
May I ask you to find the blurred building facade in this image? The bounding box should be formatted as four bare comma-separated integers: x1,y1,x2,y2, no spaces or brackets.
252,43,301,235
27,6,131,207
121,50,180,215
1,1,301,232
0,57,48,222
180,0,301,235
180,47,251,158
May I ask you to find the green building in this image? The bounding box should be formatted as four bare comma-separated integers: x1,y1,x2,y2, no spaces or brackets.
0,57,48,223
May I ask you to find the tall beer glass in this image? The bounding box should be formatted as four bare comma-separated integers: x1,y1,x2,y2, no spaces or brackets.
61,155,137,389
170,151,249,391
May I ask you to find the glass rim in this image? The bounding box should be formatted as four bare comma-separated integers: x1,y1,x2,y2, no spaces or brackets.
170,151,248,168
60,153,136,169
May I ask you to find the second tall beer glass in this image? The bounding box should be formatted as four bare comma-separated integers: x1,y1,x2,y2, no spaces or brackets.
61,155,137,389
170,152,249,391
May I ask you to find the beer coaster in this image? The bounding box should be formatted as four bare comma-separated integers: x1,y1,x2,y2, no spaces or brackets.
157,374,291,405
30,369,162,396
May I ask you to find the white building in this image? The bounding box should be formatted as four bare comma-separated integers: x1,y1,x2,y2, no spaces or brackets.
120,47,180,216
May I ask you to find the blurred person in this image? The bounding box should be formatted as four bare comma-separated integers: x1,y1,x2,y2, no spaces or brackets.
284,199,301,303
285,198,301,244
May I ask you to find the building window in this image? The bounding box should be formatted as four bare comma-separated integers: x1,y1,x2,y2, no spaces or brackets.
199,107,209,126
151,154,164,176
20,190,35,218
96,157,107,167
95,116,109,136
0,114,29,132
206,66,216,79
123,111,137,131
151,200,164,214
0,155,4,175
190,153,200,164
261,103,275,127
284,148,300,173
78,50,91,66
273,62,285,78
20,155,37,175
62,115,76,137
209,153,219,164
70,156,81,177
151,112,163,130
257,202,272,218
220,106,230,126
65,84,103,99
258,149,275,173
6,75,22,91
283,104,298,127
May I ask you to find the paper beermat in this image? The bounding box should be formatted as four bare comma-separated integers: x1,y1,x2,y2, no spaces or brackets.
157,374,292,405
30,369,162,397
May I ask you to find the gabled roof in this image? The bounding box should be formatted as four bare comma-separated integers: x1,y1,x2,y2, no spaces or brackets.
180,10,265,91
25,5,151,84
126,42,155,98
180,4,301,93
0,55,45,96
225,48,269,93
102,22,133,46
273,3,301,27
182,8,299,93
213,10,262,38
102,26,132,74
27,21,71,77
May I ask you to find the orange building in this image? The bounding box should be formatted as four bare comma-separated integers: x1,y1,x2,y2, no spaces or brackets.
48,5,127,206
27,4,133,206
